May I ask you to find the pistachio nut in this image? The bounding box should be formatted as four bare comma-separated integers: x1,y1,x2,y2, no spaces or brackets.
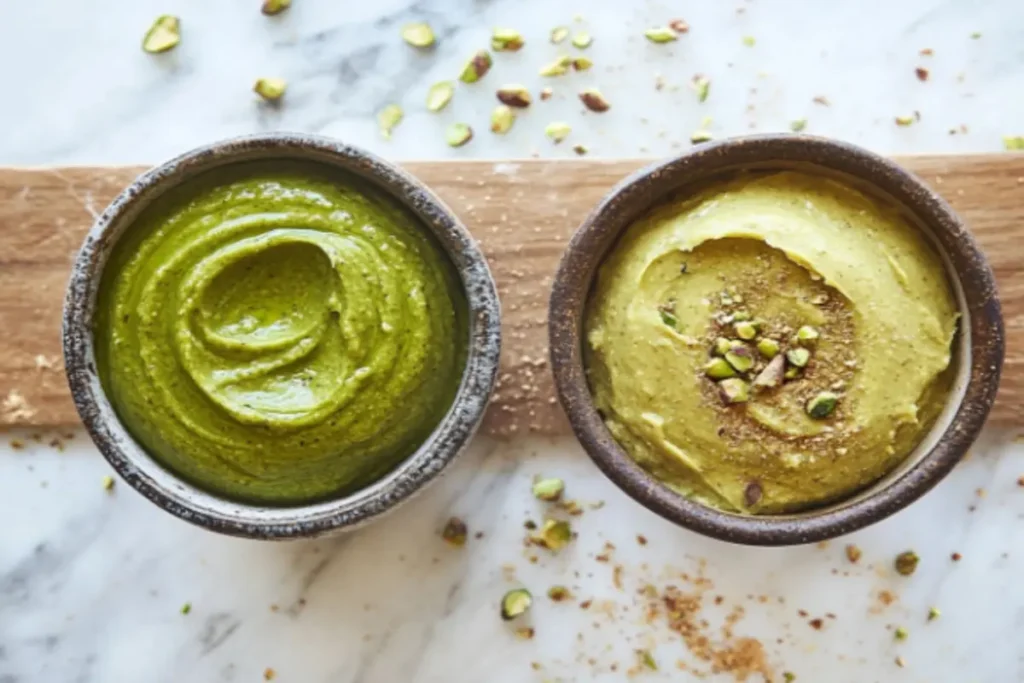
734,320,758,340
725,345,755,373
547,586,572,602
714,337,734,356
491,28,524,52
426,81,455,112
550,26,570,44
659,309,677,328
571,32,593,49
572,56,593,71
786,347,811,368
719,378,750,404
401,23,435,48
532,477,565,502
445,122,474,147
742,35,756,46
545,121,571,143
253,77,287,102
784,366,802,380
459,50,493,83
1004,136,1024,150
539,55,572,77
927,606,941,621
895,114,915,127
806,391,839,419
894,626,908,641
644,27,678,43
377,104,404,140
668,19,690,33
261,0,291,16
500,588,533,620
638,650,658,671
496,84,531,108
142,15,181,53
579,88,610,112
490,105,515,134
704,357,737,380
757,338,780,358
796,325,820,344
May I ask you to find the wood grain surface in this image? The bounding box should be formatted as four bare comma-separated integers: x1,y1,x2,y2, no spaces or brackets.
1,155,1022,436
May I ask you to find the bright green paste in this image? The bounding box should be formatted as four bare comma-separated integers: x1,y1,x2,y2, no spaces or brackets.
95,162,467,506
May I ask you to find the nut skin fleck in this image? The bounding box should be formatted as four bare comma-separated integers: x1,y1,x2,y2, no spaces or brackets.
261,0,291,16
253,78,287,102
496,84,532,108
445,123,474,147
441,517,468,547
572,144,588,156
401,23,436,48
459,51,493,83
539,87,553,101
142,15,181,54
915,67,930,82
894,550,920,576
102,475,116,492
500,588,533,620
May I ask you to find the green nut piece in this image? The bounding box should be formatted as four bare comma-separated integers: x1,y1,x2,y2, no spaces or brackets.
644,27,678,43
142,15,181,54
791,118,808,132
377,104,404,140
572,56,593,71
441,517,468,547
796,325,820,344
459,50,493,83
539,55,572,77
806,391,839,419
704,358,737,380
261,0,291,15
534,518,572,551
742,35,756,47
714,337,734,356
894,550,919,576
732,310,752,322
719,378,750,404
927,606,941,621
401,23,436,48
500,588,533,620
571,32,593,49
490,105,515,134
690,129,713,144
786,347,811,368
532,477,565,502
496,84,531,108
545,121,572,143
725,345,755,373
491,28,524,52
784,366,802,380
445,123,474,147
757,338,780,359
550,26,570,44
426,81,455,112
579,88,610,112
894,626,908,641
693,75,711,103
735,321,758,340
254,78,287,102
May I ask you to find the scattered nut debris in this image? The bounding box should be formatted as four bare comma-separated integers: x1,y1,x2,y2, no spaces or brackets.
263,668,276,681
490,105,515,134
550,26,570,44
669,19,690,33
500,588,533,620
496,84,531,108
459,50,493,83
441,517,468,546
742,36,756,47
401,23,435,48
446,123,474,147
142,15,181,53
645,27,678,43
920,48,934,56
895,656,906,668
579,88,610,112
790,119,807,132
532,518,572,550
573,56,593,72
261,0,291,16
845,544,862,563
253,78,287,102
545,122,572,144
539,87,553,101
951,552,962,561
572,144,588,156
636,534,648,546
514,626,535,639
690,130,713,144
102,475,115,492
180,602,192,615
927,606,941,621
532,477,565,501
692,75,711,102
1004,136,1024,151
894,625,908,641
377,104,403,139
547,585,572,602
894,550,919,576
812,95,831,106
426,81,455,112
637,649,658,671
571,32,593,49
491,28,524,52
915,67,930,82
539,55,572,77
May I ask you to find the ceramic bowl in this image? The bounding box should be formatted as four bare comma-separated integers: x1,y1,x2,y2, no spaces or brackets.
549,134,1003,546
63,133,501,539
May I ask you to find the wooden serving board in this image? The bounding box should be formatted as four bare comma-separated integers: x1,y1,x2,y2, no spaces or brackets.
1,156,1023,437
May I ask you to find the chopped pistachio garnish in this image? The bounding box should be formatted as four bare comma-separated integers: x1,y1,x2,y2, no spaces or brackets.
534,519,572,551
571,32,593,49
796,325,820,344
490,105,515,134
180,602,192,615
691,130,713,144
725,346,755,373
790,119,808,132
579,88,610,112
752,355,785,390
895,115,916,127
573,144,589,156
261,0,291,16
732,310,752,321
784,366,802,380
532,478,565,502
719,378,750,404
572,57,593,71
491,28,524,52
550,26,570,44
1003,136,1024,151
545,121,572,143
742,35,756,46
845,544,862,563
496,84,531,108
638,649,658,671
644,27,678,43
445,123,474,147
539,55,572,77
659,309,677,328
441,516,468,546
783,673,796,683
894,550,919,576
426,81,455,112
894,626,908,641
377,104,404,140
515,626,535,639
500,588,533,620
757,338,780,358
102,475,116,492
806,392,838,419
540,87,554,101
692,75,711,102
253,78,287,102
401,23,435,48
927,606,941,621
459,50,493,83
547,585,572,601
714,337,734,356
142,15,181,54
735,321,758,340
705,358,737,380
786,347,811,368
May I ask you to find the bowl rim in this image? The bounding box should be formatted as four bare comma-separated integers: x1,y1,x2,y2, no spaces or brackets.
549,133,1004,546
62,132,501,539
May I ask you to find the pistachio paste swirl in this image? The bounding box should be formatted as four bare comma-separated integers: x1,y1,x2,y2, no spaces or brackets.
95,162,467,505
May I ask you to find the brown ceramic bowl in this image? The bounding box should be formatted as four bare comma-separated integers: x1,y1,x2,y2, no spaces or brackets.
549,134,1003,546
63,133,501,539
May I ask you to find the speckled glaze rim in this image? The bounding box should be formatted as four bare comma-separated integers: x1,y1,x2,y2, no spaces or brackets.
63,133,501,540
549,134,1004,546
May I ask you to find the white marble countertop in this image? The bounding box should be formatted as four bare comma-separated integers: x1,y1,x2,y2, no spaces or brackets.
2,1,1023,682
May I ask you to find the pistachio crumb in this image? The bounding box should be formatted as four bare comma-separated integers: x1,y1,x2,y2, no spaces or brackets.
263,668,276,681
845,544,862,563
490,105,515,134
790,119,808,132
796,325,819,344
180,602,192,615
786,347,811,368
572,56,593,72
532,478,565,502
491,28,524,52
692,75,711,102
894,626,908,641
757,338,780,358
644,27,678,43
459,50,493,83
102,475,115,492
445,123,474,147
441,517,468,546
401,23,435,48
915,67,930,82
539,87,553,101
1003,136,1024,151
142,15,181,54
500,588,533,620
927,606,941,621
426,81,455,112
539,55,572,77
260,0,290,14
572,144,589,156
895,656,906,668
550,26,570,44
719,378,750,404
377,104,404,140
638,649,658,671
571,32,593,49
783,674,796,682
253,78,287,102
547,585,572,602
895,115,916,127
533,518,572,551
742,35,756,47
894,550,920,576
579,88,610,112
705,358,737,380
690,130,713,144
806,392,838,419
514,627,535,640
545,122,572,143
496,84,531,108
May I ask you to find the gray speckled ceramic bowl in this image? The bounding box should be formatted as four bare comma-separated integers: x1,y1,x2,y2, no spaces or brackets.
550,134,1004,546
63,133,501,539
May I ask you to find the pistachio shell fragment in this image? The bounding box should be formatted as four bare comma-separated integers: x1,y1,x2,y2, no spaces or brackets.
719,378,750,404
692,75,711,102
545,121,571,143
445,122,474,147
691,130,713,144
532,477,565,501
550,26,570,44
572,56,593,71
571,32,593,49
645,27,678,43
426,81,455,112
539,55,572,77
253,77,287,102
377,104,404,140
806,391,838,419
786,347,811,368
757,338,780,358
735,321,758,340
496,84,531,108
725,346,755,373
705,358,737,380
460,50,493,83
790,119,808,132
142,15,181,54
534,518,572,550
579,88,610,112
401,23,435,48
491,28,524,52
894,550,919,576
500,588,533,620
752,354,786,390
796,325,820,344
490,105,515,134
261,0,291,16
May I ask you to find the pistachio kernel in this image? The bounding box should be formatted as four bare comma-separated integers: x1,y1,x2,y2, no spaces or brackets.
441,517,468,546
253,77,287,102
459,50,493,83
579,88,610,112
692,75,711,102
490,105,515,134
732,310,752,321
690,129,713,144
790,119,808,132
783,673,797,683
644,27,678,43
545,121,572,143
539,55,572,77
377,104,404,140
401,23,436,48
705,358,737,380
534,518,572,551
719,378,750,404
927,606,941,621
572,56,593,72
102,475,115,491
895,114,916,127
540,87,554,101
491,28,524,52
142,15,181,54
445,123,474,147
500,588,533,620
547,585,572,602
797,325,820,344
261,0,291,16
572,144,589,156
894,550,920,576
894,626,908,641
426,81,455,112
532,477,565,502
668,19,690,33
571,32,593,49
757,338,780,358
806,392,838,419
784,366,803,380
752,354,785,390
714,337,734,356
550,26,570,44
786,347,811,368
735,321,758,340
180,602,192,615
742,35,756,47
725,346,755,373
496,84,531,108
1003,136,1024,151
